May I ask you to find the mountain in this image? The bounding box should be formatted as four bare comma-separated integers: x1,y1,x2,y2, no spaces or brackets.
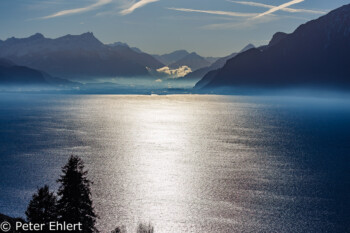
182,53,237,81
205,56,220,64
184,44,255,81
0,32,164,79
197,4,350,90
130,47,143,54
0,58,72,85
152,50,190,65
267,32,288,47
168,52,211,70
239,44,255,53
108,41,129,48
108,42,143,53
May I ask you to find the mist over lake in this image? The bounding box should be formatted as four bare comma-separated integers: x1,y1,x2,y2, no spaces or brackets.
0,94,349,233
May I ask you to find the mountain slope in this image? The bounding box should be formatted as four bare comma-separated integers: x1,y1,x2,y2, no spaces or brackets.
0,58,72,85
152,50,190,65
169,52,211,70
198,4,350,89
184,44,255,81
0,32,163,79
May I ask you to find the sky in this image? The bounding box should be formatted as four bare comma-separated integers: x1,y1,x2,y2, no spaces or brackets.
0,0,347,57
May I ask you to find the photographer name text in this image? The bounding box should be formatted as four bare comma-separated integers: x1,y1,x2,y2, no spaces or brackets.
16,221,82,231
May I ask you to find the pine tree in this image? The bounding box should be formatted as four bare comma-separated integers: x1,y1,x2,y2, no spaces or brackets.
110,226,126,233
25,185,58,227
57,155,97,233
137,223,154,233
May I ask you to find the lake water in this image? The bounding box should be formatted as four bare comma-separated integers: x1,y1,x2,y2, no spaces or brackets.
0,94,349,233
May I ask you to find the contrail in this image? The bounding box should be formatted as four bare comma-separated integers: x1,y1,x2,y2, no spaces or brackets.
254,0,304,18
168,7,257,17
42,0,112,19
229,1,325,14
120,0,160,15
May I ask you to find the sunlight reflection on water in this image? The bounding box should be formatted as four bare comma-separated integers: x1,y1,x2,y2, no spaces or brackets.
0,95,349,233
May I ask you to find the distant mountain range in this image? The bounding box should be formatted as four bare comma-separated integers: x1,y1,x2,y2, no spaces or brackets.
184,44,255,81
0,58,73,86
168,52,211,71
0,32,226,83
196,4,350,90
0,32,163,79
2,4,348,91
152,50,218,71
152,50,190,65
107,42,144,54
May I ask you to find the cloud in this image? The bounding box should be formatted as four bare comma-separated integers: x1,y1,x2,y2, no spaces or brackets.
229,1,326,14
169,0,325,31
120,0,160,15
157,66,192,78
202,14,276,30
42,0,112,19
254,0,305,18
168,7,257,17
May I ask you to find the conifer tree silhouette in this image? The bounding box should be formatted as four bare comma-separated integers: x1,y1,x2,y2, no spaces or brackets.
57,155,97,233
25,185,58,231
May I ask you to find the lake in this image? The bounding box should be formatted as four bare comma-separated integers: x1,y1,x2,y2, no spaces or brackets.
0,94,349,233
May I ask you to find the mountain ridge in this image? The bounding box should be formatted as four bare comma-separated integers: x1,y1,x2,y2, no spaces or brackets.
184,44,255,81
0,32,164,79
197,4,350,90
152,50,190,65
168,52,211,71
0,58,74,86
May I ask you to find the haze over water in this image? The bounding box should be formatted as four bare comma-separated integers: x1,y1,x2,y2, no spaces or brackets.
0,94,349,232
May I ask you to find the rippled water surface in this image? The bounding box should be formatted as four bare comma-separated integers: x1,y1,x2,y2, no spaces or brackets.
0,94,349,232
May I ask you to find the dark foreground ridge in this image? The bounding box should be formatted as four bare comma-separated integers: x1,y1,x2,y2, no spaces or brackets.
196,4,350,90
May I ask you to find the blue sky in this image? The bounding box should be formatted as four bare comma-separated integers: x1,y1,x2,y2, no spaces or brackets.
0,0,346,56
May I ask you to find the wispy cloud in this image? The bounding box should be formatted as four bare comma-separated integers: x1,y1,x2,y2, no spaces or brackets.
254,0,304,18
229,1,326,14
168,0,326,31
42,0,112,19
168,8,257,17
203,14,276,30
120,0,160,15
